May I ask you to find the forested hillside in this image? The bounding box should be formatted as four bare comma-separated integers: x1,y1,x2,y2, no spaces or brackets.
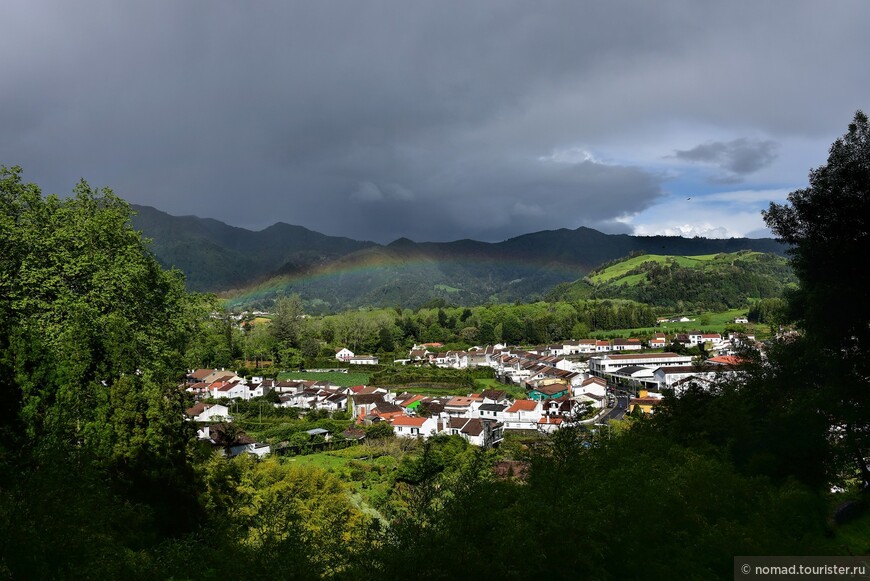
131,204,376,292
548,251,796,312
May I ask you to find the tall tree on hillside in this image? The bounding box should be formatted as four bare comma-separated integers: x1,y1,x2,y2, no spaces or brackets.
763,111,870,489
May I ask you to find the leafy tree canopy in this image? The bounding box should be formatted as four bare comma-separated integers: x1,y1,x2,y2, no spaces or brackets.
764,111,870,489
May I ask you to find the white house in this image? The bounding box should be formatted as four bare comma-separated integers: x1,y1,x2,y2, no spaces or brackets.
570,340,599,354
185,402,231,423
335,348,354,362
476,403,508,421
588,352,693,375
444,396,479,418
652,365,735,391
349,355,378,365
391,415,438,439
573,376,608,399
210,381,248,400
502,400,543,431
437,416,502,446
537,415,565,434
687,331,723,347
611,338,643,351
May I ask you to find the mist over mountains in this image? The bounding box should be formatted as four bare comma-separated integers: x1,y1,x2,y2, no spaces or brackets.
131,204,786,311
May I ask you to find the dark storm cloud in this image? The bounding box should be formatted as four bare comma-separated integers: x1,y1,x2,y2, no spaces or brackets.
341,155,664,242
671,139,779,182
1,1,868,242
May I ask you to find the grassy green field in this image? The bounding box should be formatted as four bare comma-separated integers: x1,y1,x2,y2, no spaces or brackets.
588,307,771,339
474,378,526,399
281,444,410,511
588,252,768,286
394,386,476,397
278,371,370,386
284,453,352,470
611,273,645,287
589,253,728,284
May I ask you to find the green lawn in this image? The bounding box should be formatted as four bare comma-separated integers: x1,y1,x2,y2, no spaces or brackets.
284,453,351,470
589,254,718,284
278,371,370,387
475,378,526,399
282,447,403,510
612,273,646,287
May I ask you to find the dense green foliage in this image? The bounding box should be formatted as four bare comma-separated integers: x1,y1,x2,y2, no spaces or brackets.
763,110,870,489
0,166,202,574
370,366,494,390
202,299,659,371
549,251,796,312
360,428,831,580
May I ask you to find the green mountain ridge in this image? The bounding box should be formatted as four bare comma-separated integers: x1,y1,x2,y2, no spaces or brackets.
130,204,788,311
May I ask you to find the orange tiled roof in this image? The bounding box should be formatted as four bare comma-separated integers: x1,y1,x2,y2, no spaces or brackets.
391,416,428,427
506,400,538,413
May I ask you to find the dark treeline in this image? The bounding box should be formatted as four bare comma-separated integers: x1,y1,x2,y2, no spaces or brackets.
1,113,868,578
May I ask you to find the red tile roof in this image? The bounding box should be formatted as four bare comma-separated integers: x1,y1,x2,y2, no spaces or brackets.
185,402,207,417
506,400,539,413
189,368,216,380
631,397,662,406
392,416,428,427
707,355,743,365
446,396,474,407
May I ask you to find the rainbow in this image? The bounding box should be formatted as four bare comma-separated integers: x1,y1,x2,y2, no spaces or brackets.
221,249,590,308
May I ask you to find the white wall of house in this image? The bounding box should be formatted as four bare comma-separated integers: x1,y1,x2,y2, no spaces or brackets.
196,404,231,422
393,417,438,439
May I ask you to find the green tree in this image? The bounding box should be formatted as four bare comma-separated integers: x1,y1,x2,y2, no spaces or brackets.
1,168,193,466
270,294,304,350
0,167,203,576
244,322,275,366
365,421,394,440
763,111,870,489
378,324,395,353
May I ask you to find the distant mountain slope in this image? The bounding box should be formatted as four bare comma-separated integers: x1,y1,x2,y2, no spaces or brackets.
546,251,796,311
129,204,787,311
130,205,376,291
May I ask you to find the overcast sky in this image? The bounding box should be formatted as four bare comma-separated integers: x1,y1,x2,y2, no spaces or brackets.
2,1,867,243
